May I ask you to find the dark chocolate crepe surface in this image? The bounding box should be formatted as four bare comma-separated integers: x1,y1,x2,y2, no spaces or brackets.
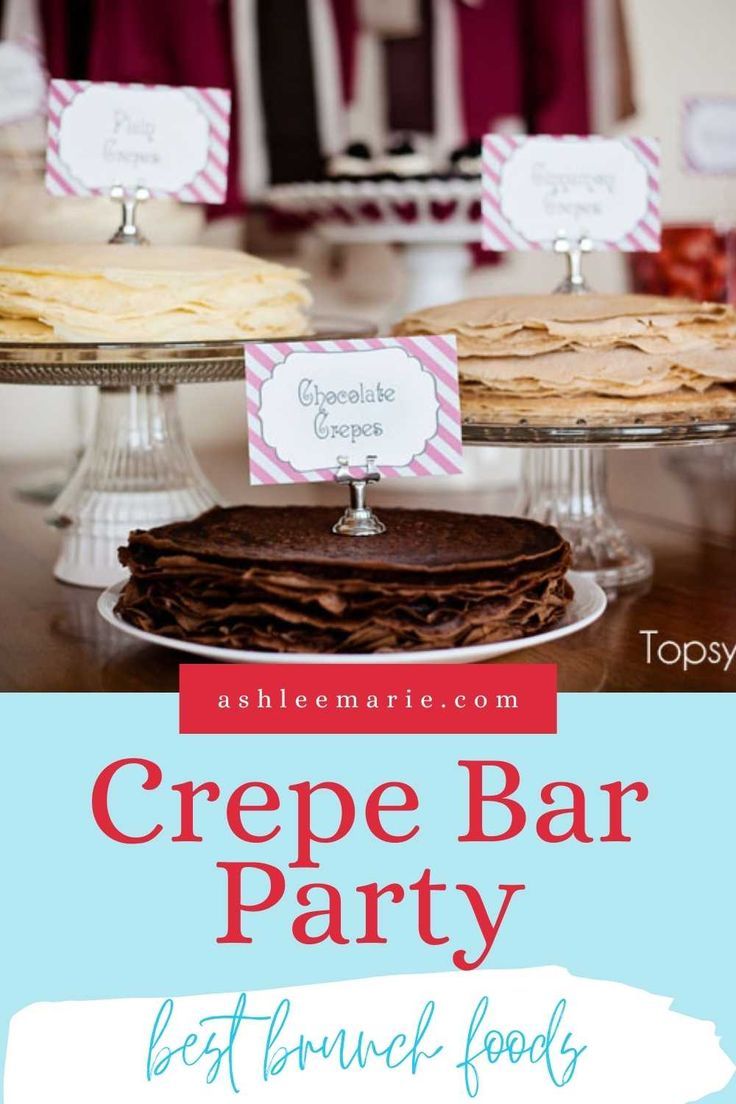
120,505,567,573
116,505,572,654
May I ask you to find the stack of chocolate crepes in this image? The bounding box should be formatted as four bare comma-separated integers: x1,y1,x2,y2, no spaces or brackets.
394,293,736,423
115,505,572,654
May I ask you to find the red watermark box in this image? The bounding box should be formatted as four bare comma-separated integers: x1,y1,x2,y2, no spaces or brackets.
179,664,557,735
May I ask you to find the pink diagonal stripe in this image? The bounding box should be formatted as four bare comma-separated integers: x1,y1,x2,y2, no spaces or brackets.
198,167,225,198
203,158,227,185
398,336,459,396
185,182,210,204
483,191,505,214
427,334,460,371
252,438,309,483
437,398,462,429
208,149,229,177
630,137,659,167
637,220,660,244
206,120,231,151
271,341,296,357
248,458,271,486
245,360,274,385
409,458,432,476
199,88,231,123
482,164,501,186
482,146,505,172
437,422,463,456
495,135,518,157
482,213,516,251
247,344,282,371
48,83,73,109
45,161,76,195
485,137,506,158
423,440,460,474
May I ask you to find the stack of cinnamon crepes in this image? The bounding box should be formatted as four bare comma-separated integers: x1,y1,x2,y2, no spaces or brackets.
115,505,572,654
394,293,736,422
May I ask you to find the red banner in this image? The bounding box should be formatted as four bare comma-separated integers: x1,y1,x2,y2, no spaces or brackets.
179,664,557,735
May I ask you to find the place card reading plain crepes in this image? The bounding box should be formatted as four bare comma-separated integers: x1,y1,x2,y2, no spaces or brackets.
482,135,661,252
682,98,736,174
45,80,231,203
245,336,464,485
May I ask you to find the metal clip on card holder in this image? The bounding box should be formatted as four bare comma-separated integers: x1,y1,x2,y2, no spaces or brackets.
332,454,386,537
553,233,592,294
109,185,150,245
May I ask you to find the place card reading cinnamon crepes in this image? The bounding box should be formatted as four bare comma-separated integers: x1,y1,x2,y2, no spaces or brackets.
115,505,572,654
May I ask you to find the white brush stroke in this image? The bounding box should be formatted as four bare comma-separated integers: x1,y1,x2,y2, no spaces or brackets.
4,966,734,1102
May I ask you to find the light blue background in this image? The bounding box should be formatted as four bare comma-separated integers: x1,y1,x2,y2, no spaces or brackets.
0,693,734,1101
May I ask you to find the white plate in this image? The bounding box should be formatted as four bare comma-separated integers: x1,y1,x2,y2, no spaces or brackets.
97,572,606,665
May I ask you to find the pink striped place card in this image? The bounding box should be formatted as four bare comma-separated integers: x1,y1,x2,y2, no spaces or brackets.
46,80,230,203
682,98,736,175
245,336,464,486
482,135,660,252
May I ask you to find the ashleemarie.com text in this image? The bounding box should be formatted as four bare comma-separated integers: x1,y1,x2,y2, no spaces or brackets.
147,992,586,1097
216,685,521,713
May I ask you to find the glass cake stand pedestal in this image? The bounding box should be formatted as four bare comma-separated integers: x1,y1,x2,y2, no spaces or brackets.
462,414,736,591
0,318,374,588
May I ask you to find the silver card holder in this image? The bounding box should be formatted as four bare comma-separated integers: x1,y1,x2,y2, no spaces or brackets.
332,454,386,536
554,233,592,294
109,185,150,245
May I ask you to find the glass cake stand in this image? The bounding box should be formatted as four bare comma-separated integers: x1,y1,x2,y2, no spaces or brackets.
462,411,736,590
267,179,482,315
0,316,375,588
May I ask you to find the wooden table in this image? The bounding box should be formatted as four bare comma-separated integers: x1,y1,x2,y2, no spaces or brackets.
1,448,734,692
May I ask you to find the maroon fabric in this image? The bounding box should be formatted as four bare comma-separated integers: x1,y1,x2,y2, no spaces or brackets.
329,0,359,105
454,0,589,139
40,0,243,214
454,0,525,138
39,0,89,78
521,0,589,134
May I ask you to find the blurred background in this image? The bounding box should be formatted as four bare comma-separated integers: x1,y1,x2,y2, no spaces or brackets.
1,0,735,534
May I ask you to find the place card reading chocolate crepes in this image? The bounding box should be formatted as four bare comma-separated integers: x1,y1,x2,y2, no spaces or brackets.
0,243,311,342
115,505,572,654
394,293,736,421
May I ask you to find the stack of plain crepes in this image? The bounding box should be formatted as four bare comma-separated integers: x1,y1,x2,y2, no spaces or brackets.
394,293,736,420
115,505,572,654
0,242,311,342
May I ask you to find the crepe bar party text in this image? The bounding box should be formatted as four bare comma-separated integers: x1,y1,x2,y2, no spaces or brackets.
92,758,649,968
